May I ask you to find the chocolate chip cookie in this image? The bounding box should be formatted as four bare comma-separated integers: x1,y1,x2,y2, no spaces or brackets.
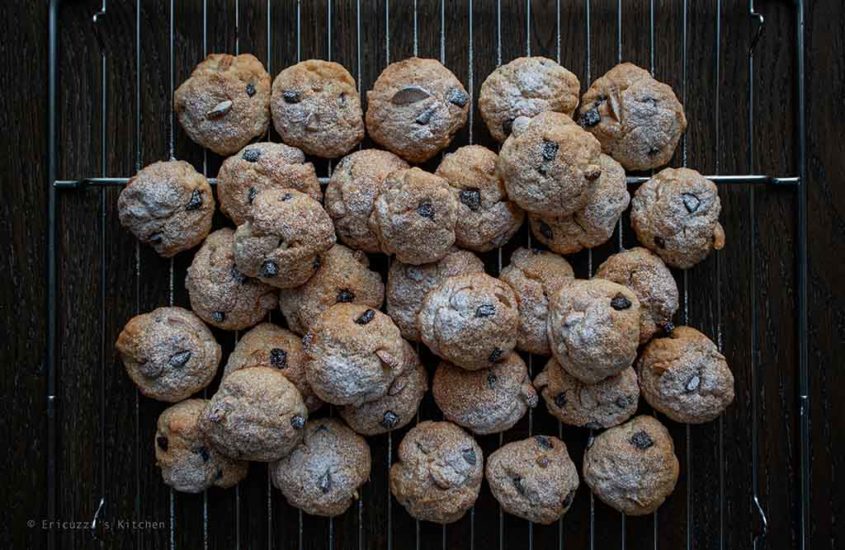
595,247,679,343
479,56,581,143
174,53,271,156
498,111,603,216
534,357,639,429
116,307,221,402
486,435,579,525
155,399,248,493
279,244,384,335
216,142,322,225
386,248,485,341
434,145,524,252
583,415,679,515
577,62,686,171
271,60,365,158
233,188,336,288
270,418,371,516
186,228,278,331
325,149,410,253
418,273,519,370
547,279,640,383
630,167,726,269
433,352,537,434
370,167,458,265
499,247,575,355
199,366,307,462
637,326,735,424
390,421,483,524
118,160,214,257
366,57,469,163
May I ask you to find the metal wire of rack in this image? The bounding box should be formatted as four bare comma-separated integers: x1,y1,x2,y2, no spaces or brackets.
45,0,810,549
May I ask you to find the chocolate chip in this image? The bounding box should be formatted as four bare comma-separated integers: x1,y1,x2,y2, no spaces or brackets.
486,372,498,389
502,118,514,136
538,220,554,241
630,430,654,450
535,435,553,450
682,193,701,213
261,260,279,278
211,311,225,323
554,392,567,408
318,471,332,494
610,294,632,310
230,266,247,284
243,148,261,162
489,348,504,363
654,236,666,249
390,85,431,105
186,189,203,210
417,202,435,220
270,348,288,369
169,351,191,368
280,192,293,201
415,105,437,125
475,304,496,318
247,187,257,203
381,411,399,429
615,395,631,408
685,375,701,393
562,488,576,509
336,289,355,303
246,83,256,97
512,476,526,496
541,140,559,161
579,107,601,128
355,309,375,325
446,88,469,107
196,446,210,462
459,189,481,212
282,90,300,104
156,436,169,452
290,415,305,430
462,448,477,465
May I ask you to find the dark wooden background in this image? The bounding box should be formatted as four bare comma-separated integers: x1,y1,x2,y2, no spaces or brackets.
2,0,843,549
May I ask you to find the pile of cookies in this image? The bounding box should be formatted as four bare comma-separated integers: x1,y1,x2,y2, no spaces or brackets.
115,53,733,523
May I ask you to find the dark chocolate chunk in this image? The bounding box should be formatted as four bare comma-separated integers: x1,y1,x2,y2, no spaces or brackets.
280,192,293,201
246,83,256,97
318,471,332,494
270,348,288,369
380,410,399,429
416,201,435,220
654,236,666,249
446,88,469,107
355,309,375,325
462,448,477,466
615,395,631,408
630,430,654,450
290,415,306,430
685,374,701,393
459,189,481,212
647,146,661,157
512,475,526,496
554,392,567,408
489,348,504,363
149,233,163,245
535,435,553,450
186,189,203,210
211,311,225,323
230,266,247,284
682,193,701,213
502,118,514,136
475,304,496,318
156,436,169,452
247,187,257,203
282,90,301,104
486,372,498,389
196,446,210,462
242,148,261,162
579,107,601,128
541,140,559,161
415,105,437,125
215,469,224,480
260,260,279,278
336,289,355,303
538,220,554,241
610,294,632,311
169,351,192,368
583,421,602,430
390,85,431,105
662,321,675,335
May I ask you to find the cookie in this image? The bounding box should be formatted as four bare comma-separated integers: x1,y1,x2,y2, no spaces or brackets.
303,303,408,406
279,244,384,335
630,167,726,269
116,307,221,402
498,111,603,216
370,167,458,265
270,60,365,158
199,366,307,462
499,247,575,355
434,145,524,252
547,278,640,384
534,357,639,429
325,149,410,253
478,56,581,143
339,342,427,435
174,53,271,156
389,421,483,524
185,228,278,331
233,188,336,289
270,418,371,516
223,322,323,412
386,248,485,341
637,326,735,424
595,247,679,343
577,62,687,171
366,57,469,163
155,399,248,493
528,154,629,254
216,142,322,225
583,415,679,515
418,272,519,370
118,160,214,257
433,353,537,435
485,435,579,524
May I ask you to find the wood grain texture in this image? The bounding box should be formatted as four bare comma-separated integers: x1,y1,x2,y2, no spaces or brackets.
1,0,843,549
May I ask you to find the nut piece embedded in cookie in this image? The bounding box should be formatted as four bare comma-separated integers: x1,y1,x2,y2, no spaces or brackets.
486,435,579,524
547,279,641,384
270,418,371,517
370,167,458,265
583,415,679,515
419,272,519,370
390,421,483,524
435,145,524,252
174,53,271,156
233,188,336,289
271,60,365,158
116,306,221,402
155,399,248,493
199,366,307,462
479,56,581,142
577,62,687,171
637,326,735,424
118,160,215,257
498,111,603,216
366,57,469,163
631,167,726,269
